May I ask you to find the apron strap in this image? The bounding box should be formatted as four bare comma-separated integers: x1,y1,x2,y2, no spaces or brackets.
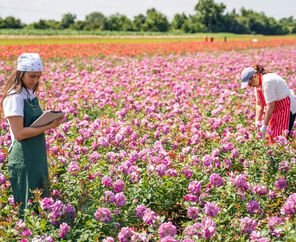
256,73,266,106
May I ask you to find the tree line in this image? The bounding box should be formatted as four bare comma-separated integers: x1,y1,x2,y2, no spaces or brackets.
1,0,296,35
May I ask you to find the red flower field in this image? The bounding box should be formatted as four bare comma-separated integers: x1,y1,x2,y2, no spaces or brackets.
1,38,296,60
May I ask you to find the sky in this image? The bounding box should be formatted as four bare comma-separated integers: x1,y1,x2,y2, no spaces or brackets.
0,0,295,24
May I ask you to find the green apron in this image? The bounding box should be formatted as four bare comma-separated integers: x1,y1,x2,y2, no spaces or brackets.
8,97,49,213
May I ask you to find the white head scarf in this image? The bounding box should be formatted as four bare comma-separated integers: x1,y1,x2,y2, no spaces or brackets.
17,53,43,72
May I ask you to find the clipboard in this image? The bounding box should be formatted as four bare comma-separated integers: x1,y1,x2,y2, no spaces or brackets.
30,111,65,127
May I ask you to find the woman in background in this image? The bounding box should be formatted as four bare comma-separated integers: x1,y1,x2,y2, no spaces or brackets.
240,64,296,143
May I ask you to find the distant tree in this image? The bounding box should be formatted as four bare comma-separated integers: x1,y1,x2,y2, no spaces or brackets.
60,13,76,29
142,8,169,32
3,16,23,28
0,17,6,28
46,20,61,30
194,0,226,32
279,16,295,34
239,8,289,35
71,20,86,30
291,18,296,34
0,1,292,35
292,24,296,34
248,11,267,34
132,14,146,31
264,17,289,35
84,12,105,30
104,14,133,31
31,19,50,29
279,16,294,25
171,13,188,30
26,19,60,30
223,9,250,34
120,15,134,31
181,15,206,33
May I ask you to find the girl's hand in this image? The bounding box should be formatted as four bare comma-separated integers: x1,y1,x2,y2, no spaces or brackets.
255,121,261,127
49,117,64,129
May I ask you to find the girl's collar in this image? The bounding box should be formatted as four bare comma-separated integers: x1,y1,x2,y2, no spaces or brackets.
22,88,34,95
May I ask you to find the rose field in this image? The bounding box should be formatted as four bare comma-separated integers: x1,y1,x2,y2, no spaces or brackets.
1,39,296,241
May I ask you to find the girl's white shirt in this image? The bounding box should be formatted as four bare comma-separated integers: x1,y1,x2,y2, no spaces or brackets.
3,88,36,146
254,73,296,114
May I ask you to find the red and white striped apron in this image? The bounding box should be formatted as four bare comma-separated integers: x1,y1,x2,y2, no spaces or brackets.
256,74,290,143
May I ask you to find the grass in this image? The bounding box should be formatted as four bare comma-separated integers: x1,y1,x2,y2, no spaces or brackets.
0,29,296,45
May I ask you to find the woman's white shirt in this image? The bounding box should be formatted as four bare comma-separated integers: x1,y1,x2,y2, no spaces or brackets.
3,88,36,145
255,73,296,114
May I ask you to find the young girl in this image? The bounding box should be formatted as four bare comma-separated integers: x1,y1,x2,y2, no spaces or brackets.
0,53,63,214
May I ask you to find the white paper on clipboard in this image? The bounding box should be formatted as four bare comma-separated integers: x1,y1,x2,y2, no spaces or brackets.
30,111,65,127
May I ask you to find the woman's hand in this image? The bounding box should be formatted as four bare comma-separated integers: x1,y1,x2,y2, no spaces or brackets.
259,125,267,135
49,117,64,129
8,116,64,141
255,120,262,132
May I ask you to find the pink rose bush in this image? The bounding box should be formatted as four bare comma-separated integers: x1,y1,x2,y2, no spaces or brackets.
94,208,112,222
1,44,296,240
158,222,177,238
240,217,258,234
0,172,5,185
40,198,76,225
58,222,70,238
203,202,220,217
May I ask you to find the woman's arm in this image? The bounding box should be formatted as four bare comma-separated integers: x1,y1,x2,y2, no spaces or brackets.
263,101,275,126
255,100,264,122
7,116,63,141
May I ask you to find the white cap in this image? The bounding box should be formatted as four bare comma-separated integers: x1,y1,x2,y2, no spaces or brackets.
17,53,43,72
240,67,256,89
